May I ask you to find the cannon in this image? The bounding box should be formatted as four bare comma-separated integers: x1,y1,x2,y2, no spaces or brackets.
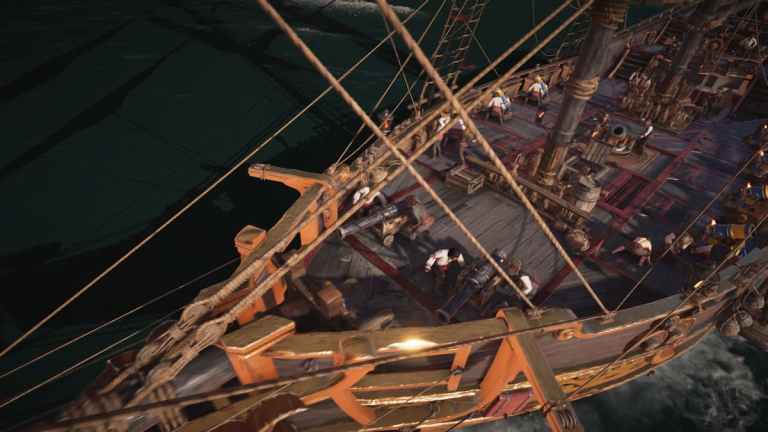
437,249,507,322
338,196,433,247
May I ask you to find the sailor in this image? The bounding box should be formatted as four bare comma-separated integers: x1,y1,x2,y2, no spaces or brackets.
629,70,644,89
664,232,694,255
379,109,394,135
451,117,469,167
611,236,652,266
527,75,549,106
740,35,758,54
592,112,611,139
747,122,768,148
487,89,509,123
635,119,653,155
433,111,451,158
479,257,535,314
352,185,386,212
637,73,653,98
424,247,465,291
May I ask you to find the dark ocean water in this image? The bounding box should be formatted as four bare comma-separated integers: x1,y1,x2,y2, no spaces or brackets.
0,0,766,430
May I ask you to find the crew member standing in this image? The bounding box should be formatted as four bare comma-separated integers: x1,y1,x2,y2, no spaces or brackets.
379,109,393,135
424,248,465,292
612,236,653,266
432,111,451,158
352,185,385,214
635,119,653,155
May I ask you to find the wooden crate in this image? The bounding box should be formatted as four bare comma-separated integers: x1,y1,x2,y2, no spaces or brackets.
446,166,485,195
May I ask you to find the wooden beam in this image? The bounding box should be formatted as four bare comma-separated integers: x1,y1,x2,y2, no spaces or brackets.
264,318,507,359
501,309,584,432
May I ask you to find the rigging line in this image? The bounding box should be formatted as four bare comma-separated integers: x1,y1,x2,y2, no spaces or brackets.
358,381,443,430
200,383,295,432
569,209,768,400
338,0,467,164
260,0,542,314
0,307,183,410
338,67,429,165
463,20,501,78
445,412,473,432
531,0,540,44
335,0,448,165
381,14,417,112
0,0,432,363
612,148,762,312
337,66,431,166
376,0,611,317
0,257,239,381
104,0,581,397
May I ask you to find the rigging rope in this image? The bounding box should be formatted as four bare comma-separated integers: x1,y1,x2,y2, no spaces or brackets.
0,0,432,362
0,257,238,381
381,15,417,112
0,307,182,409
335,0,448,165
375,0,611,317
613,148,762,312
531,0,540,44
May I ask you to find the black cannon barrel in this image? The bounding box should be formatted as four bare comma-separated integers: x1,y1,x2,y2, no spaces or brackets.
437,261,497,322
338,202,409,239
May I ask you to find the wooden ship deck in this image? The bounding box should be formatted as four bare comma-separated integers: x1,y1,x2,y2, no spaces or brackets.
308,76,762,327
13,1,768,432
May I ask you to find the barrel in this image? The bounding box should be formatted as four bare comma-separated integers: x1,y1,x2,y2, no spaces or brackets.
572,183,601,213
711,223,755,240
746,184,768,201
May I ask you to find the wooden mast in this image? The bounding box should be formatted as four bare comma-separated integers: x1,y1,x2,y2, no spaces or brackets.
657,0,724,98
539,0,631,187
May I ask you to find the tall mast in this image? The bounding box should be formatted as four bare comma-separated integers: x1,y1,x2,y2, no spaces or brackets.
657,0,723,97
538,0,630,187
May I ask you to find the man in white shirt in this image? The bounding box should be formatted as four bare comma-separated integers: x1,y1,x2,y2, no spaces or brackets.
424,247,465,290
352,186,385,212
433,112,451,158
480,257,536,314
527,76,548,106
487,89,509,123
612,236,652,266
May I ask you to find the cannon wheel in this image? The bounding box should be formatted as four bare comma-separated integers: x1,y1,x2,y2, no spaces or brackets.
383,234,395,247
